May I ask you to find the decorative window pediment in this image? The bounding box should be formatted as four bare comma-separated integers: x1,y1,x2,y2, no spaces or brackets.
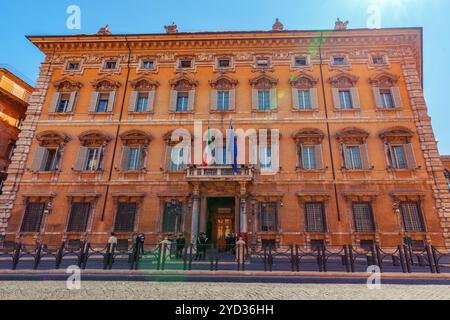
53,78,83,92
292,128,325,144
169,75,198,90
91,77,121,92
336,127,370,143
329,72,359,88
130,76,159,91
289,72,318,89
36,130,71,147
209,75,238,89
79,130,112,147
249,74,278,89
120,130,153,145
369,72,399,88
163,130,193,145
379,127,414,143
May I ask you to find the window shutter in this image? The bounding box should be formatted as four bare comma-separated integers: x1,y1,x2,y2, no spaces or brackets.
350,87,360,109
310,87,319,110
139,146,147,170
332,88,340,109
291,88,299,110
31,146,46,172
107,91,116,112
251,88,258,110
169,90,177,112
297,144,302,169
340,143,348,169
98,145,106,170
391,87,403,108
229,88,236,111
404,143,417,169
49,92,61,113
89,92,99,113
360,143,370,170
315,144,324,170
270,88,277,110
74,146,88,171
164,145,173,172
54,147,62,171
147,90,155,113
128,91,138,112
120,146,130,171
210,89,218,111
372,87,382,109
385,143,394,169
188,89,195,111
67,92,77,113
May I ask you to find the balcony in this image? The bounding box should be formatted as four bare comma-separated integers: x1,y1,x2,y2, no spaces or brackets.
186,165,253,182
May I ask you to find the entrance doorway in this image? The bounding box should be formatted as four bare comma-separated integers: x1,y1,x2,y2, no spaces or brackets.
206,197,235,250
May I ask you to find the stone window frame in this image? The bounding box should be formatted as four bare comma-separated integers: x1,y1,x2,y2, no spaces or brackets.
64,193,101,236
136,56,158,74
343,191,379,242
62,58,85,75
99,57,121,74
111,193,146,236
128,76,160,114
168,75,198,113
73,130,112,172
290,54,312,71
162,130,193,172
249,74,278,112
18,192,56,235
368,52,391,69
329,72,360,111
48,78,83,114
30,131,71,173
213,55,235,73
175,56,196,73
118,130,153,172
391,191,427,235
88,77,121,114
289,72,319,111
292,128,325,172
209,75,238,113
297,191,331,238
369,72,403,110
336,127,372,171
379,127,418,171
252,55,274,72
329,54,352,70
157,193,190,236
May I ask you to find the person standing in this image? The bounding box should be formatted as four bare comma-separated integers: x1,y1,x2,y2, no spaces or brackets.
195,232,208,261
175,233,186,259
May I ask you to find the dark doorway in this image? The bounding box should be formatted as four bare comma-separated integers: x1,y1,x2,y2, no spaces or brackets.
206,197,235,250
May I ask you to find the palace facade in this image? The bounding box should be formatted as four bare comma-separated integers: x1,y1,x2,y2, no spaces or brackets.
1,20,449,249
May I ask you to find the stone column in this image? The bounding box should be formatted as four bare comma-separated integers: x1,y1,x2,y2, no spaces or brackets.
199,196,207,234
190,183,200,244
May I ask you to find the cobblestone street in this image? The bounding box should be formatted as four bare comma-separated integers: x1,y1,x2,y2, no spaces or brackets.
1,281,450,300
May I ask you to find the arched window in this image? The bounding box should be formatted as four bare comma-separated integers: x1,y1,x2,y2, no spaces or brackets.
31,131,71,172
74,131,112,171
336,127,371,170
249,75,278,111
119,130,153,171
289,72,319,111
379,127,417,170
209,75,238,112
88,78,121,113
369,72,403,109
329,72,360,110
168,76,198,112
128,77,159,113
292,128,325,171
48,78,83,114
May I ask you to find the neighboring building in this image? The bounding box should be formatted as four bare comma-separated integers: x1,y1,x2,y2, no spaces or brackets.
0,20,449,249
0,68,32,194
442,156,450,189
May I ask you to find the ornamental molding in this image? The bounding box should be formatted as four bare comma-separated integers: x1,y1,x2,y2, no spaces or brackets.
289,72,318,89
329,71,359,87
335,127,370,142
249,74,278,87
169,74,199,88
78,130,112,146
209,75,238,89
53,78,83,91
130,76,160,90
369,72,400,87
91,77,121,91
379,126,414,142
119,130,154,144
292,128,325,143
36,130,71,146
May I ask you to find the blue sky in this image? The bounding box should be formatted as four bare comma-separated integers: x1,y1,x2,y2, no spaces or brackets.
0,0,449,154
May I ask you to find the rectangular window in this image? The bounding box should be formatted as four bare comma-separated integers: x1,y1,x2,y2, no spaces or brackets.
67,202,91,232
256,59,269,68
20,202,45,232
135,93,149,112
258,90,271,110
295,57,308,66
298,90,311,110
66,62,80,70
162,201,183,233
339,90,353,109
305,202,325,232
114,202,137,232
126,147,143,171
141,60,154,69
346,146,362,170
352,203,375,232
372,56,385,64
84,147,101,171
391,145,408,169
259,146,272,170
301,146,317,170
217,91,229,111
333,57,346,65
96,93,109,112
180,60,192,69
380,89,394,109
41,147,60,172
218,59,230,68
260,202,277,232
104,61,117,70
176,91,189,112
56,93,71,113
401,202,425,232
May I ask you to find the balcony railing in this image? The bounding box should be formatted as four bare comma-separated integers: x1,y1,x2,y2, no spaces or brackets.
186,165,253,181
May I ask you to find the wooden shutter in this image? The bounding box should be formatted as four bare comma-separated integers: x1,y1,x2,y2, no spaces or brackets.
315,144,324,170
128,91,138,112
188,89,195,111
251,88,258,110
139,146,147,170
404,143,417,169
310,87,319,110
169,90,177,112
31,146,46,172
49,92,61,113
292,88,299,110
210,89,218,111
391,87,403,108
229,88,236,111
332,87,340,109
270,88,277,110
385,143,394,169
350,87,360,109
98,145,106,170
74,146,88,171
296,144,302,169
89,92,99,112
164,145,173,172
340,143,348,169
372,87,382,109
67,92,77,113
147,90,155,113
360,143,370,170
107,91,116,112
120,146,130,171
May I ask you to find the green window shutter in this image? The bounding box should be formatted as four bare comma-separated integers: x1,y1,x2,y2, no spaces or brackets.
391,87,403,108
107,91,116,112
210,89,218,111
372,87,382,109
49,92,61,113
270,88,277,110
229,88,236,111
89,92,99,112
31,146,46,172
291,88,299,110
169,90,177,112
188,89,195,111
350,87,360,109
67,92,77,113
251,88,258,111
331,88,340,109
315,144,324,170
148,90,155,113
310,87,319,110
404,143,417,169
128,91,138,112
74,146,88,171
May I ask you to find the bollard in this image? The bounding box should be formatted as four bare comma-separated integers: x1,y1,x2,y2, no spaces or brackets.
55,241,65,269
425,245,435,274
431,246,441,274
268,246,273,272
183,245,188,270
33,244,42,270
403,245,412,273
295,245,300,272
375,245,383,273
343,245,350,273
290,245,295,272
263,247,267,272
12,243,21,270
398,245,407,273
188,245,193,271
348,245,355,273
